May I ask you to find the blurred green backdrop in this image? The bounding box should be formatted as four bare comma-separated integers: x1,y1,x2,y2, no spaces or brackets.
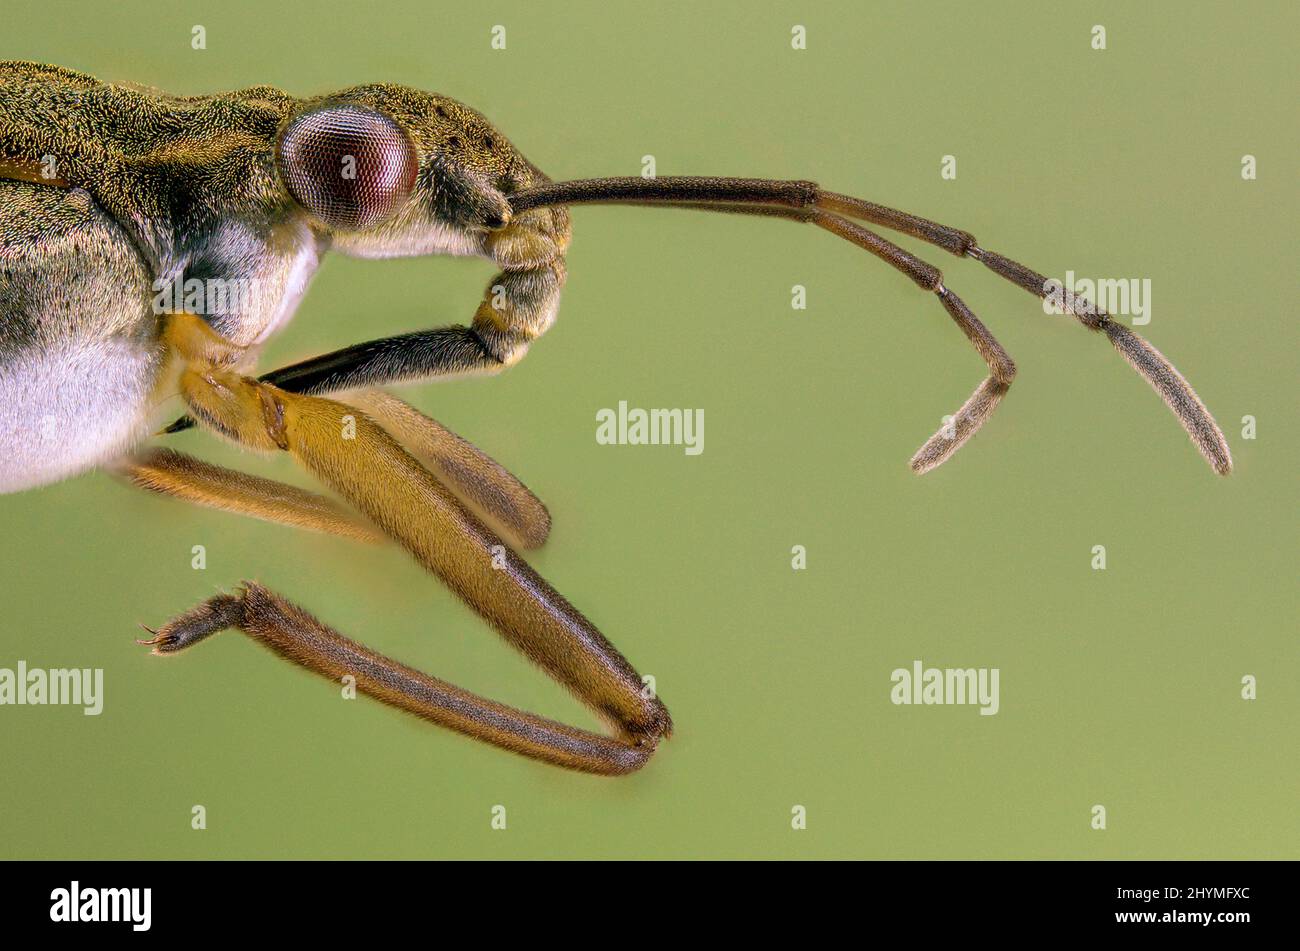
1,0,1294,859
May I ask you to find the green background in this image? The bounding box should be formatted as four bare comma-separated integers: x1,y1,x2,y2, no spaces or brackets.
1,1,1294,859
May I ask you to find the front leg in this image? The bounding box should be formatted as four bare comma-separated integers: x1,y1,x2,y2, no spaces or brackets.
163,209,568,432
260,255,566,392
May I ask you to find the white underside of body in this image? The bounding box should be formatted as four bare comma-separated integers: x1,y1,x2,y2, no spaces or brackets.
0,337,161,493
253,221,321,345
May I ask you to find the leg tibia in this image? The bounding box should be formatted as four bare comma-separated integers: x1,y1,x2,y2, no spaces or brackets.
343,390,551,549
143,585,657,775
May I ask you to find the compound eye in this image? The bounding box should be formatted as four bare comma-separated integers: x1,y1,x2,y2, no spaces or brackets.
276,106,418,231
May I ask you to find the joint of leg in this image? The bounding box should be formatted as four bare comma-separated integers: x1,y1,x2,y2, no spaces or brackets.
180,366,291,453
627,695,674,746
257,386,290,450
162,311,248,368
496,347,527,368
485,219,568,270
468,325,526,368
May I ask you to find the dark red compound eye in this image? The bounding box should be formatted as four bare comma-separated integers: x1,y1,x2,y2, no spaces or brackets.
276,106,418,231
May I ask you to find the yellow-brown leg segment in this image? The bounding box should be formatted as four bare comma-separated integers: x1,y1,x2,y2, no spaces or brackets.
114,447,383,543
341,390,551,550
143,324,669,775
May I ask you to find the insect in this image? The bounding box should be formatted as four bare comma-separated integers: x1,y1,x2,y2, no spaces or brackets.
0,62,1231,775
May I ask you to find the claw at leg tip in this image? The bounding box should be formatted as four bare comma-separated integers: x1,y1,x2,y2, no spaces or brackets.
135,623,169,650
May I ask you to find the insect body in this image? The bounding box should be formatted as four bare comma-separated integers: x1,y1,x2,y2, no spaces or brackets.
0,63,1231,774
